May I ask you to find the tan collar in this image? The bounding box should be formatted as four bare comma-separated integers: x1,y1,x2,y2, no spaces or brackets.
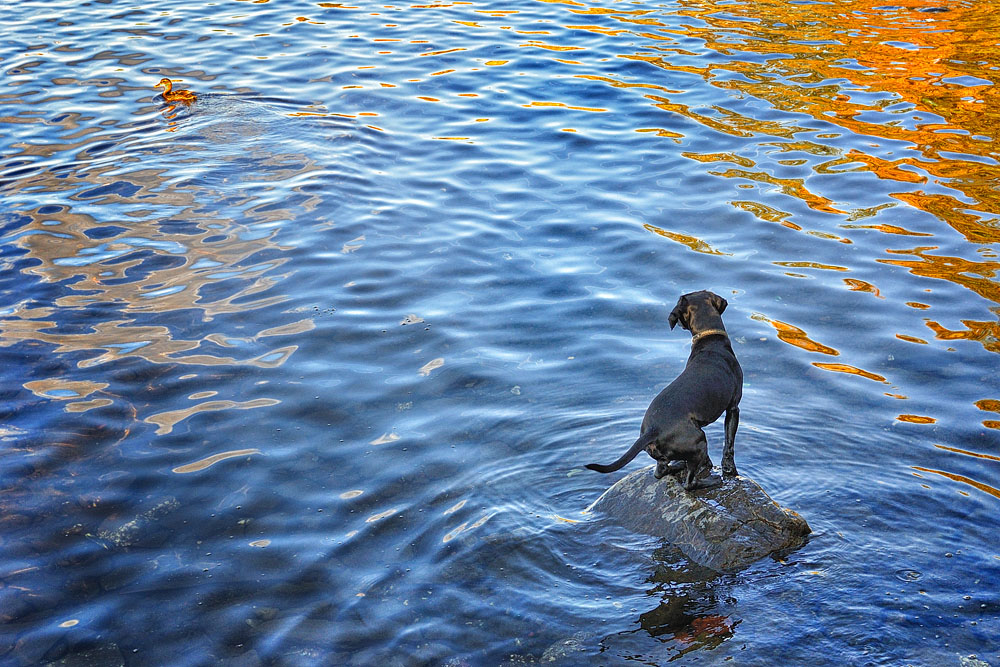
691,328,728,344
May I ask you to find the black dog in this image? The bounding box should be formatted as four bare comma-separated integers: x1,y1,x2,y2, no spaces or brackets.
586,291,743,490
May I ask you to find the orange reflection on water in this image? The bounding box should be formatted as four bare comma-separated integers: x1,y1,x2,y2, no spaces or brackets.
663,0,998,164
812,362,887,383
934,444,1000,464
643,223,729,256
975,399,1000,430
912,466,1000,501
896,414,936,425
923,319,1000,354
521,101,607,112
751,313,839,356
975,399,1000,413
844,278,884,299
731,200,795,229
841,223,932,238
772,261,848,273
878,247,1000,306
708,167,845,215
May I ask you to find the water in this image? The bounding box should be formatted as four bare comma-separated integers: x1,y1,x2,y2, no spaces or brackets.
2,0,998,664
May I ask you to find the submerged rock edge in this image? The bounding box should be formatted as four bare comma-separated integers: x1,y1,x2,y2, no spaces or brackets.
586,465,810,573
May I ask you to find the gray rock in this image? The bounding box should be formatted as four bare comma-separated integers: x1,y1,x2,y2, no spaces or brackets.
586,465,810,573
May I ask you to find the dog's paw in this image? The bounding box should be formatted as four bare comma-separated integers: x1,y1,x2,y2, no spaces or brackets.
686,474,723,491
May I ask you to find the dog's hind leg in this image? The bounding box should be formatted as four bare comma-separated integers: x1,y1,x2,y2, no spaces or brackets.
669,426,716,490
683,444,715,490
654,459,686,479
722,406,739,478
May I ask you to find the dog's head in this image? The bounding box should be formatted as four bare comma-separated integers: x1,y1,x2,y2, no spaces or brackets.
668,290,728,330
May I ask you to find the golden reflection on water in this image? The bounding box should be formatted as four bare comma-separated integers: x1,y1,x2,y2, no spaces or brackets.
23,379,108,400
1,126,318,441
65,399,115,413
2,194,302,364
418,357,445,376
146,398,281,435
442,512,493,542
643,223,729,256
365,507,400,523
370,432,401,445
23,379,116,414
172,448,262,473
443,499,468,515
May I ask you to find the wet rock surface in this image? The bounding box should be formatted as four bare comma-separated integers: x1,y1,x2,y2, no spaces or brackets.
587,465,810,573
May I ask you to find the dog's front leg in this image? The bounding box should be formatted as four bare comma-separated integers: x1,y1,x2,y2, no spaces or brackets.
722,406,739,478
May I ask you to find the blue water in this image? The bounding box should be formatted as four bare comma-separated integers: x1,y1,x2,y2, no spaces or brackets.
2,0,999,664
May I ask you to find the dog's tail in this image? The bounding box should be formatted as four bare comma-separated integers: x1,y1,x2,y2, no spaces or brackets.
585,430,657,474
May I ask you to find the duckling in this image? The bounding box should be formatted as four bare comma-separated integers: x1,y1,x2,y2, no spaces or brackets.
155,78,197,104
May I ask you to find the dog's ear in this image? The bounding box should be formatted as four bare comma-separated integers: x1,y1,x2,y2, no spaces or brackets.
668,295,687,330
710,292,728,315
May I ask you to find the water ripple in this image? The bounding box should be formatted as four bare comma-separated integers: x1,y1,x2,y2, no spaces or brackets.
2,0,999,664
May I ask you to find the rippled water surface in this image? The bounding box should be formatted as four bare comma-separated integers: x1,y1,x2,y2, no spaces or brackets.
2,0,999,664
